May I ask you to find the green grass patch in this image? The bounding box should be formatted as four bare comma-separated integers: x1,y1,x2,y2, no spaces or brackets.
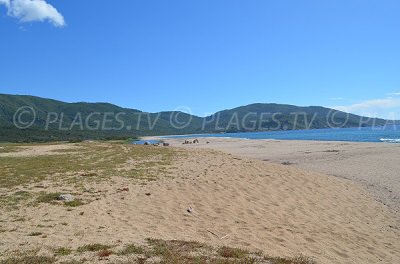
0,255,55,264
58,261,85,264
1,239,315,264
266,255,316,264
36,192,60,204
0,145,22,154
118,243,145,255
77,243,113,253
54,247,73,256
64,199,84,207
0,142,176,189
0,191,31,210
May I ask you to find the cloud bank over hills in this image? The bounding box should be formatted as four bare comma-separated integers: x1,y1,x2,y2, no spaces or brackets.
333,93,400,120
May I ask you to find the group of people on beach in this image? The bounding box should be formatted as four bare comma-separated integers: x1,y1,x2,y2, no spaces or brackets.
183,139,199,144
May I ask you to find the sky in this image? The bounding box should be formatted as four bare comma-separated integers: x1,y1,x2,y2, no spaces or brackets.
1,0,400,119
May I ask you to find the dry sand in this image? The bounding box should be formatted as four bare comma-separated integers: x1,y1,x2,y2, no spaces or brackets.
160,137,400,214
1,143,400,263
0,144,78,158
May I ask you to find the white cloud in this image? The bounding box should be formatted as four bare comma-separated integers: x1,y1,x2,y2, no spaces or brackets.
0,0,65,27
387,92,400,96
333,97,400,119
0,0,10,8
329,97,345,101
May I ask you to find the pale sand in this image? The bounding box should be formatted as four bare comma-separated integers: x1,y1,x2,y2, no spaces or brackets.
160,137,400,214
0,144,78,157
1,144,400,263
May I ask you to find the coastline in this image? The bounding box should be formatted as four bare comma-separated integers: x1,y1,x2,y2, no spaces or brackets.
149,136,400,214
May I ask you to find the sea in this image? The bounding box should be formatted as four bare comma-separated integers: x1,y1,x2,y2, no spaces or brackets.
161,126,400,143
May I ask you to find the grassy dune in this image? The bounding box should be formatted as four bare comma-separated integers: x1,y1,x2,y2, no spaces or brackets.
0,142,175,210
0,239,314,264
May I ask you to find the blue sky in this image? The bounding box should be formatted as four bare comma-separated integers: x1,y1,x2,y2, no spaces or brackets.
1,0,400,118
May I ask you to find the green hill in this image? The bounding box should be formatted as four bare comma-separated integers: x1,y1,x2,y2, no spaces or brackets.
0,94,395,142
0,94,203,142
202,103,389,132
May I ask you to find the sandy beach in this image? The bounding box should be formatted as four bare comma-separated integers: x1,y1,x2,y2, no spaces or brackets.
160,137,400,215
1,141,399,263
3,0,400,263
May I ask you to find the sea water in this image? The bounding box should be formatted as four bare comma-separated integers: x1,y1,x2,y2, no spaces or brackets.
163,126,400,143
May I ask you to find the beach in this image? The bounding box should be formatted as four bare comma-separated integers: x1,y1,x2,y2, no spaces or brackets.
0,141,399,263
3,0,400,262
160,137,400,215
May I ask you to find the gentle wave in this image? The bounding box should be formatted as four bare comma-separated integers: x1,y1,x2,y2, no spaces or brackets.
380,138,400,143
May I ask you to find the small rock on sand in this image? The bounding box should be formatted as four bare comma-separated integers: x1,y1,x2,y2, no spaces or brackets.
58,194,75,202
